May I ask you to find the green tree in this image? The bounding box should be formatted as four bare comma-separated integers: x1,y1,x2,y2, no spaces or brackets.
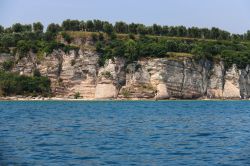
33,22,44,33
210,27,220,39
12,23,32,32
0,34,15,47
70,20,80,31
114,21,128,33
124,39,137,61
0,25,4,33
12,23,23,32
4,27,13,33
162,26,169,36
188,27,201,38
86,20,94,31
244,30,250,40
232,34,240,41
219,30,230,40
17,40,31,54
103,22,114,35
152,24,162,35
62,19,71,31
93,19,103,32
201,28,210,39
176,26,187,37
46,23,61,33
168,26,178,36
79,21,86,31
128,23,138,34
137,24,147,35
22,24,32,32
62,19,80,31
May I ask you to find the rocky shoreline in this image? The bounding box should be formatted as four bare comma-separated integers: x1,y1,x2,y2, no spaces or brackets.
0,96,93,101
0,96,249,101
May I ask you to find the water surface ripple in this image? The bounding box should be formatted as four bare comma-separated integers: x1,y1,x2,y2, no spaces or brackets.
0,101,250,165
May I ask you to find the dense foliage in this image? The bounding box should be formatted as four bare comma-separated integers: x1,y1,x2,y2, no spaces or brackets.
0,20,250,41
0,20,250,70
0,71,51,97
95,34,250,69
0,22,78,55
58,19,250,41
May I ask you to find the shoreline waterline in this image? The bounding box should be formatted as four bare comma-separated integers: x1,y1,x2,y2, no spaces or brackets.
0,97,249,102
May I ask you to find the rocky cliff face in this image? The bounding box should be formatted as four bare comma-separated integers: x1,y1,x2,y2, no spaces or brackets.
1,43,250,100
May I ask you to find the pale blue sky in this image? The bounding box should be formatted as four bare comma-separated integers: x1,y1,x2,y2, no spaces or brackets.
0,0,250,34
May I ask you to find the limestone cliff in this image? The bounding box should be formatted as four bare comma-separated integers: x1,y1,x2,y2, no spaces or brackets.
0,44,250,100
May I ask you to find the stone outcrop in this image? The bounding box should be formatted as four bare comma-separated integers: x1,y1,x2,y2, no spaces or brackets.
95,58,126,99
1,47,250,100
207,62,224,98
240,65,250,99
223,65,241,99
118,58,211,99
156,83,169,99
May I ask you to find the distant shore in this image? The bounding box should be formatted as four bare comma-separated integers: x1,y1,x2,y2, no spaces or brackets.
0,96,248,101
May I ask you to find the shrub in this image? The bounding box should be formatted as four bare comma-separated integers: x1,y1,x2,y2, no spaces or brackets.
0,71,51,97
2,60,14,71
71,59,76,66
98,33,104,41
63,45,79,54
74,92,81,99
91,33,98,42
17,40,32,54
121,89,131,98
98,55,106,67
101,71,112,79
33,69,41,77
61,32,72,43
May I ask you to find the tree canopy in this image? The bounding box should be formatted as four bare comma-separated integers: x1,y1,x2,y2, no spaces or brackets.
0,20,250,70
33,22,44,33
1,20,249,41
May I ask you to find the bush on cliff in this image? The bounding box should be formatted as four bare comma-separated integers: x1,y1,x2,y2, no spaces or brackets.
0,71,51,97
2,60,14,71
94,33,250,69
61,32,72,43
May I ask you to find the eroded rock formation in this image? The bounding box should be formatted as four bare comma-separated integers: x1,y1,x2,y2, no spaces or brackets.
0,46,250,100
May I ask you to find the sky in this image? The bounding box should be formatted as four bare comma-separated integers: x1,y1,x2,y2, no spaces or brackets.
0,0,250,34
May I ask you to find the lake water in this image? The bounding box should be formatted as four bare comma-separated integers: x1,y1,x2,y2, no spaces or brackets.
0,101,250,166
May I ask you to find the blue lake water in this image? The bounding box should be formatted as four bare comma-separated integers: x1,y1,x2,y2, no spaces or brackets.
0,101,250,166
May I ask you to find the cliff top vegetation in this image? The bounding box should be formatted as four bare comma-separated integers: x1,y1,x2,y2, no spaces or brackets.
0,19,250,69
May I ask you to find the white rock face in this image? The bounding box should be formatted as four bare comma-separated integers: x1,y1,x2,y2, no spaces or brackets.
207,62,224,98
59,50,99,99
33,49,99,98
223,65,241,99
95,84,117,99
3,46,250,99
118,58,212,99
12,52,37,76
95,57,125,99
156,83,169,99
240,65,250,99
